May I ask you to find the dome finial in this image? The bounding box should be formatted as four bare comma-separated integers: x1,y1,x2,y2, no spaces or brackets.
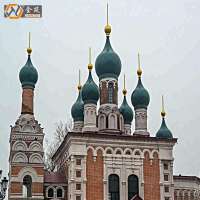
122,74,127,96
161,95,166,118
27,32,32,55
88,47,93,71
104,3,111,36
137,53,142,77
77,69,82,91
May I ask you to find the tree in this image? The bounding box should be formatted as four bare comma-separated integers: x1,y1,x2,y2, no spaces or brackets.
44,120,72,171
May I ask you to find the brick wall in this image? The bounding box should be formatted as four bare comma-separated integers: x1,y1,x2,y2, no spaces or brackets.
21,88,34,114
11,165,44,176
10,182,22,193
32,182,43,193
100,81,118,105
143,152,160,200
86,149,104,200
100,81,107,105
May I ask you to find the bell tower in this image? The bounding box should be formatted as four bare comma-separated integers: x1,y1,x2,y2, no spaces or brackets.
8,33,44,200
95,5,123,132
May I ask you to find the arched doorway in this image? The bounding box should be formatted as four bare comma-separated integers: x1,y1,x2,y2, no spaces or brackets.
23,175,32,197
108,174,120,200
128,175,139,200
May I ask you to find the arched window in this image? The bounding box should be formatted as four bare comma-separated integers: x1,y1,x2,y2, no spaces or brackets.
57,188,63,198
110,115,116,129
100,115,106,129
23,175,32,197
108,82,114,103
128,175,139,200
109,174,120,200
48,188,54,198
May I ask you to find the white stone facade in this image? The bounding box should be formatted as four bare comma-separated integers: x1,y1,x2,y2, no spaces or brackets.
53,132,176,200
174,176,200,200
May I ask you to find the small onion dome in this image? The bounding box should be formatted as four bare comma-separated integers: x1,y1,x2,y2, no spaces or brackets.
82,71,99,105
120,95,133,125
156,118,173,139
131,77,150,109
19,54,38,89
156,97,173,138
95,36,121,80
71,88,84,122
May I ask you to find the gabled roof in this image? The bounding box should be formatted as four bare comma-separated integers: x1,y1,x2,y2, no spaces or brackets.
44,171,67,184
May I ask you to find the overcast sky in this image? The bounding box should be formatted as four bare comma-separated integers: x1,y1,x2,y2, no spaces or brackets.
1,0,200,180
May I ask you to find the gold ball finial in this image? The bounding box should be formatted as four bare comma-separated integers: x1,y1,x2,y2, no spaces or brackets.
123,74,127,96
105,24,111,36
77,69,82,91
137,68,142,77
88,63,93,71
161,95,166,118
27,47,32,55
88,47,93,71
137,53,142,77
161,111,166,117
123,89,127,96
78,84,82,91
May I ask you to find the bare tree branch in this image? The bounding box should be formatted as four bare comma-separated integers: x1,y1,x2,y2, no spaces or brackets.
44,120,72,171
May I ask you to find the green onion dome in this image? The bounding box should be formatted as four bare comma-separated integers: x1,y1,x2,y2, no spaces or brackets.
82,70,99,105
71,88,84,122
19,54,38,89
156,118,173,139
120,95,133,125
131,77,150,109
95,36,121,80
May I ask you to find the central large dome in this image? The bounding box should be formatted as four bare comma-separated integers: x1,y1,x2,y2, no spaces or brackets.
95,36,121,80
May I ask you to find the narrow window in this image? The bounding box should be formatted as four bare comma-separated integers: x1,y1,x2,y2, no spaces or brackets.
108,82,114,103
164,163,168,170
76,183,81,190
76,195,81,200
164,174,169,181
128,175,139,200
23,175,32,197
57,188,63,198
106,116,109,128
76,159,81,165
108,174,120,200
76,170,81,178
48,188,54,198
164,185,169,193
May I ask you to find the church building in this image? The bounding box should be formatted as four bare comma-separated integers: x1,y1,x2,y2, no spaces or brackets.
7,6,200,200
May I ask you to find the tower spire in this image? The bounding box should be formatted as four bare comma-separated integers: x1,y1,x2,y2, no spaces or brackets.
88,47,93,71
27,32,32,55
104,3,111,36
161,95,166,118
78,69,82,91
137,53,142,77
122,74,127,96
107,3,109,25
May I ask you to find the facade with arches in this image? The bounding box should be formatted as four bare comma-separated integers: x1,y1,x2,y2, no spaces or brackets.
7,7,200,200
